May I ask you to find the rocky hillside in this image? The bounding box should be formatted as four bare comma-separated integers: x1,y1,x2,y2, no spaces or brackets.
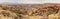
0,3,60,19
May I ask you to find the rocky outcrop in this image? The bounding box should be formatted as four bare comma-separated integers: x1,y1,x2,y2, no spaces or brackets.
0,9,17,19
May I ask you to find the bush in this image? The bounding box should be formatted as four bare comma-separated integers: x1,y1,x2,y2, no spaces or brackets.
16,11,23,14
47,11,53,16
15,10,24,14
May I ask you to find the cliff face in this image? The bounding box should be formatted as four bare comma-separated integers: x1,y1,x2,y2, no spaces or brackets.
0,4,60,19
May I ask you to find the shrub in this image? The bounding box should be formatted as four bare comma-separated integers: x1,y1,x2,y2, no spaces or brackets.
15,10,24,14
47,11,53,16
16,11,23,14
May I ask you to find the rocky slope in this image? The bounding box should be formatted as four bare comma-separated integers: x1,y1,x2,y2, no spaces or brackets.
0,3,60,19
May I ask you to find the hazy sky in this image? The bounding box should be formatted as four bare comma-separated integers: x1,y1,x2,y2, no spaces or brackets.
0,0,60,4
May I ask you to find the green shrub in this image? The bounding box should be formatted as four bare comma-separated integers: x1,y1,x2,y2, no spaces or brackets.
47,11,53,16
15,10,24,14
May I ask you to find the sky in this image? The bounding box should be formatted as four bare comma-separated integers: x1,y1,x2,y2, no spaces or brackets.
0,0,60,4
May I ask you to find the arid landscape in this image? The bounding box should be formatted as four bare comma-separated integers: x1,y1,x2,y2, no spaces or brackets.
0,3,60,19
